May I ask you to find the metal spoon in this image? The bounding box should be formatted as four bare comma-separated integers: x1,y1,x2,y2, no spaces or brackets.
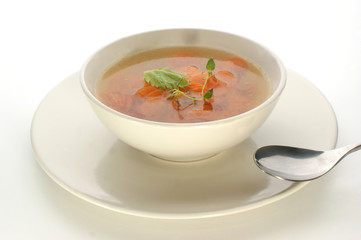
254,143,361,181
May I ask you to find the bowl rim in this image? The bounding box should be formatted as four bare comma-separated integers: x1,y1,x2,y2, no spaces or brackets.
80,28,287,127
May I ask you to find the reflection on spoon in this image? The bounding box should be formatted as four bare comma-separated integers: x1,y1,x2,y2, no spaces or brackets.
254,143,361,181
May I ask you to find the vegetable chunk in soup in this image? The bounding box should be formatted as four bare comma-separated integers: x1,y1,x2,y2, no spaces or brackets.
96,47,271,123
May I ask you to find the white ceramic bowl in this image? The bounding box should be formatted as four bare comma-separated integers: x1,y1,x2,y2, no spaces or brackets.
80,29,286,161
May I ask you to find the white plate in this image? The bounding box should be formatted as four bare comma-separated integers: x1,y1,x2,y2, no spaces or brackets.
31,69,337,219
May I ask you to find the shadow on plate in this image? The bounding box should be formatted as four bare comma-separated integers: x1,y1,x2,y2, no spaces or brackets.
93,138,289,214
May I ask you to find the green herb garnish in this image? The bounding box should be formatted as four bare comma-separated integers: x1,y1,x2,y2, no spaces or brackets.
143,68,188,89
203,88,213,99
201,58,215,99
206,57,215,71
143,58,216,106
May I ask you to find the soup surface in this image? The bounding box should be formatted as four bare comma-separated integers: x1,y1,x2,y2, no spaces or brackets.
96,47,271,123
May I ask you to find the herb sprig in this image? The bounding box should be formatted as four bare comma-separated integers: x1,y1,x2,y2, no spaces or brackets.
143,58,216,105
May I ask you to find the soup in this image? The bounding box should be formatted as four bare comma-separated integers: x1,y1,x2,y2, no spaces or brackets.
96,47,271,123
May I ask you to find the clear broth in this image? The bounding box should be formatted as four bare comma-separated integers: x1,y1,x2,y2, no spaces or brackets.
96,47,271,123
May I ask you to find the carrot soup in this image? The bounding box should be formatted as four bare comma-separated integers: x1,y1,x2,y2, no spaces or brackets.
95,47,271,123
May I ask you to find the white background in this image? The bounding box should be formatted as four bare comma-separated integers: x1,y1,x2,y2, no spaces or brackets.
1,0,361,239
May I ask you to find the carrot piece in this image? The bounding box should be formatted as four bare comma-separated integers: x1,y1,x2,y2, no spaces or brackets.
216,70,234,78
136,86,154,97
136,85,163,97
206,75,220,88
186,82,204,92
188,72,223,89
171,97,181,111
229,57,248,69
185,66,199,74
215,70,235,86
188,72,206,84
147,89,163,97
203,100,213,111
174,65,200,76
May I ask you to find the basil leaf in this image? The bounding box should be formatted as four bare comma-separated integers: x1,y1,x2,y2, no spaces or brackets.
203,88,213,99
206,58,215,71
143,68,188,90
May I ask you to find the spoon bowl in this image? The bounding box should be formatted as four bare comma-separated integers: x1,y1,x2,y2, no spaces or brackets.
254,143,361,181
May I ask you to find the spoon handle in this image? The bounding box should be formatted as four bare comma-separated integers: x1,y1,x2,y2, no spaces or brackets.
336,143,361,160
